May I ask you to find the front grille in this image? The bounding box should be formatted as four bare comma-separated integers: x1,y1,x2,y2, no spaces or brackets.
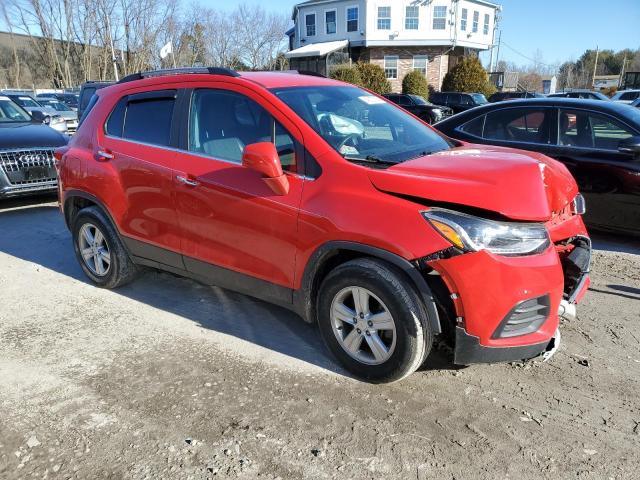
492,295,550,339
0,149,57,185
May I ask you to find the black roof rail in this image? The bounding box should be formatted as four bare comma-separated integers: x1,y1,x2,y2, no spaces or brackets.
118,67,240,84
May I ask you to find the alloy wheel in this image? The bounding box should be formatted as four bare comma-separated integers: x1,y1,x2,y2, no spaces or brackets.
78,223,111,277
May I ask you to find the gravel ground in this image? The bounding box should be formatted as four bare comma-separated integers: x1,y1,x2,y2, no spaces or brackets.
1,196,639,480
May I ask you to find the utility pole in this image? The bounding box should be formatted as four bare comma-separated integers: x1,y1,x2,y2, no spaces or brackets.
591,45,599,89
494,30,502,71
104,11,120,81
619,55,627,88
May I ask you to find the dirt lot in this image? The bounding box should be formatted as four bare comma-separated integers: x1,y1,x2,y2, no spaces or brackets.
1,196,639,480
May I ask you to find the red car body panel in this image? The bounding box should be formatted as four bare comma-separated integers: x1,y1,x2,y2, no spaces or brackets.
57,71,591,363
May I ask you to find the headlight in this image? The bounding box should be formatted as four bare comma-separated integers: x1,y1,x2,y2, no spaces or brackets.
432,108,442,119
52,116,65,124
572,193,586,215
423,209,550,256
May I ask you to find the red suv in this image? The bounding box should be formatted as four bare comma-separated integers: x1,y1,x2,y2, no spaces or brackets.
56,68,591,382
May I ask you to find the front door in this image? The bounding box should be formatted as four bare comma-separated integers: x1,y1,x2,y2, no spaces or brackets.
173,86,305,303
548,108,640,234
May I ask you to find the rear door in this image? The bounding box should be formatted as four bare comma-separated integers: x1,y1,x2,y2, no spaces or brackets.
96,89,183,268
172,84,305,301
547,108,640,234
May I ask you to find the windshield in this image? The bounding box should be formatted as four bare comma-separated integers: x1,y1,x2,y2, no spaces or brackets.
271,86,451,164
0,98,32,122
471,93,488,104
409,94,429,105
15,96,40,108
41,100,71,111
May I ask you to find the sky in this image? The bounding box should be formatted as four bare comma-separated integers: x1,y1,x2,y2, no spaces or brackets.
199,0,640,67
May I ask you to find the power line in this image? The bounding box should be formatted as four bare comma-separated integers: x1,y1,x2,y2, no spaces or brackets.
500,40,558,69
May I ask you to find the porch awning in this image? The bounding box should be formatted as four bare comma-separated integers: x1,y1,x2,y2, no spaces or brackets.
284,40,349,59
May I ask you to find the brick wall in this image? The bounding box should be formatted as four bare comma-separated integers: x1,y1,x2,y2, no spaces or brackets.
363,46,452,93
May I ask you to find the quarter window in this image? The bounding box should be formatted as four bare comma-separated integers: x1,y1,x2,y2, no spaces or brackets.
188,89,297,171
472,11,479,33
433,6,447,30
384,56,398,80
483,108,552,144
558,109,634,150
377,6,391,30
459,115,485,137
413,55,428,76
325,10,336,34
483,13,490,34
305,13,316,36
461,8,467,31
346,7,358,32
405,6,419,30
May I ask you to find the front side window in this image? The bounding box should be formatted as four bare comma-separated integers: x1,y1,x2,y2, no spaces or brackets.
472,11,479,33
377,6,391,30
106,92,175,147
405,6,419,30
413,55,428,76
433,6,447,30
558,109,634,150
305,13,316,36
346,6,358,32
483,13,490,34
483,108,552,144
461,8,467,31
384,56,398,79
325,10,336,34
188,89,297,171
271,86,451,165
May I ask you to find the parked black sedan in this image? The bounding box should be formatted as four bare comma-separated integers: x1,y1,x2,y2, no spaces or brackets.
435,98,640,236
383,93,453,123
0,95,68,199
429,92,488,114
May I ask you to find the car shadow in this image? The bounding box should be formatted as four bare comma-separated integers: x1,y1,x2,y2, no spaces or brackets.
0,201,473,376
589,284,640,301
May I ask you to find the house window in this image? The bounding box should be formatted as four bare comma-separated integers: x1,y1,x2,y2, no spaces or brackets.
305,13,316,36
413,55,428,76
461,8,467,31
346,6,358,32
483,13,490,34
384,56,398,79
325,10,336,34
433,6,447,30
472,11,479,33
405,6,419,30
377,6,391,30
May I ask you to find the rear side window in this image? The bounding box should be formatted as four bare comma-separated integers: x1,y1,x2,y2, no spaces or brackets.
483,108,552,144
104,91,176,147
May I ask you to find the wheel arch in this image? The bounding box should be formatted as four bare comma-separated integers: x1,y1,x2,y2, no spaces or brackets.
295,241,442,334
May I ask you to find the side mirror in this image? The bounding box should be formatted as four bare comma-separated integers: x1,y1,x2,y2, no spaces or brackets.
241,142,290,195
618,136,640,158
30,110,50,125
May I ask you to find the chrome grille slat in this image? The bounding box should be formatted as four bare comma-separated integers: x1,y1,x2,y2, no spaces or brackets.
0,148,57,185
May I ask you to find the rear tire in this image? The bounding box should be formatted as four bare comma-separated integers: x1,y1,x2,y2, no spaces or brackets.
72,206,138,289
317,258,433,383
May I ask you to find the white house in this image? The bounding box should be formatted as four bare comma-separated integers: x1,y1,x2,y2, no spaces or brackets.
285,0,501,92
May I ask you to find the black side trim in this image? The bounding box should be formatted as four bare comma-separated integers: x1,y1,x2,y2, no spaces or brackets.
296,241,441,332
123,237,185,270
454,327,549,365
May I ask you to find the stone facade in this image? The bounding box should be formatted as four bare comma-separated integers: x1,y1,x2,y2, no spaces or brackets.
361,46,458,93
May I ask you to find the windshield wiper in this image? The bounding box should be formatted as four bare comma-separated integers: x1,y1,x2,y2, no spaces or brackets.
343,154,397,165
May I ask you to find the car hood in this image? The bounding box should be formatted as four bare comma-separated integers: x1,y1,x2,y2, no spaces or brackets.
0,123,68,149
367,145,578,222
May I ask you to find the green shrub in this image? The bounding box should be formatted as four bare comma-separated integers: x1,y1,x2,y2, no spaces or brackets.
355,62,392,95
402,70,429,99
442,57,496,98
329,65,363,86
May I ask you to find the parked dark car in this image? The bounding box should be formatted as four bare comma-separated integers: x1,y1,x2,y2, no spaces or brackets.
548,90,610,101
631,98,640,108
429,92,488,113
0,95,68,199
383,93,453,123
78,81,113,119
36,92,80,110
435,98,640,236
488,91,545,102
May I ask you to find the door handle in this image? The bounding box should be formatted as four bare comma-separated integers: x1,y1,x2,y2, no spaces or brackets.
176,175,199,187
96,150,114,161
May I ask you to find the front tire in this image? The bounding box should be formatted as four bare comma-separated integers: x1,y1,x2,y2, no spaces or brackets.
72,206,138,289
317,258,433,383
